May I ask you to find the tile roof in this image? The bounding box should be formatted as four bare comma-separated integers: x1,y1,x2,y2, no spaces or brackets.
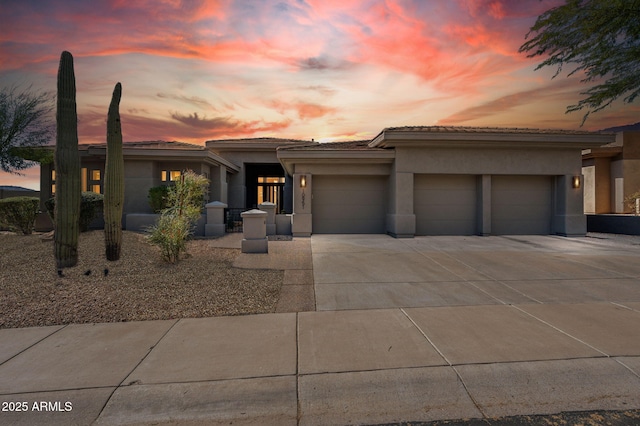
380,126,611,135
80,141,205,150
206,137,308,144
277,140,385,151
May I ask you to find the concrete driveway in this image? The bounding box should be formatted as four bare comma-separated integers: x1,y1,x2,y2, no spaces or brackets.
312,234,640,310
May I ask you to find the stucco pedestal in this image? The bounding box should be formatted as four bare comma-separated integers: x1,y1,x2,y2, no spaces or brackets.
241,209,268,253
259,202,277,235
205,201,227,237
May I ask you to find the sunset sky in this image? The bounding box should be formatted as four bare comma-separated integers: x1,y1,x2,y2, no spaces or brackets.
1,0,638,190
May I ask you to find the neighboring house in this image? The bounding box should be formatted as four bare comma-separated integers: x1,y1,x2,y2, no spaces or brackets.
39,126,614,237
582,131,640,214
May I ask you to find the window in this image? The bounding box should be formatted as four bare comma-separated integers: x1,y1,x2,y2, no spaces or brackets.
257,175,285,211
90,169,102,194
52,168,96,194
162,170,182,182
257,177,285,184
81,168,87,192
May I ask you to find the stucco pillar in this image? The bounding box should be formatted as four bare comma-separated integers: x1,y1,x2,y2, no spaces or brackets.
292,173,312,237
210,165,227,204
477,175,491,236
205,201,227,237
387,172,415,238
259,201,276,235
241,209,268,253
554,174,587,236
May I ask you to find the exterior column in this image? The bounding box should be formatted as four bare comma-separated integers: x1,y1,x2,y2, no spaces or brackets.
477,175,491,236
386,171,415,238
554,174,587,236
292,173,312,237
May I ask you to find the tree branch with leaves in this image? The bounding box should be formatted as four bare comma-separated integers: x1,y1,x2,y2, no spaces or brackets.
519,0,640,124
0,85,54,173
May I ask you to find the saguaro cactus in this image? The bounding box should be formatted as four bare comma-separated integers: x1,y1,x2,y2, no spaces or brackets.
54,51,81,269
104,82,124,261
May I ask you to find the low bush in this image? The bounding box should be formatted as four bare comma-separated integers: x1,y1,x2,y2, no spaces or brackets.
0,196,40,235
45,192,105,232
147,171,209,263
625,190,640,215
148,185,170,213
146,213,191,263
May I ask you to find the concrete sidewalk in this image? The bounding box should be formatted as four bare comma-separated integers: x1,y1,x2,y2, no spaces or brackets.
1,234,640,425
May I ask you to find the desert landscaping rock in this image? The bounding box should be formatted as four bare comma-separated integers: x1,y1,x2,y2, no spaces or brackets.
0,230,283,328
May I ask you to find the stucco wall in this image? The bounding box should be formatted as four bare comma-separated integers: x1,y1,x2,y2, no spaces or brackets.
395,147,581,176
124,160,156,214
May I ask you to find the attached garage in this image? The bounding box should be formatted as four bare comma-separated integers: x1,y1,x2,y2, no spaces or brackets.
414,174,477,235
491,175,552,235
312,175,388,233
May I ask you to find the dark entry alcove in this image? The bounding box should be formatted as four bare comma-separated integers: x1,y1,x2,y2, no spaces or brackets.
245,163,289,212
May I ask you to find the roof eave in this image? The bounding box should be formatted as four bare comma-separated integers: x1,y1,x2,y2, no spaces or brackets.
277,150,395,175
370,130,616,149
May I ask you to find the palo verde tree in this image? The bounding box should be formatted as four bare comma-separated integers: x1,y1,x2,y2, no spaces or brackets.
519,0,640,124
103,82,124,261
54,51,81,270
0,85,54,173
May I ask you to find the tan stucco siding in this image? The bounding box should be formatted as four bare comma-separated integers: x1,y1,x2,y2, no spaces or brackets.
395,147,581,176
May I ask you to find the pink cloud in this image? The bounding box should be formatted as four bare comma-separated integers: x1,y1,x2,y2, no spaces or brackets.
270,100,337,120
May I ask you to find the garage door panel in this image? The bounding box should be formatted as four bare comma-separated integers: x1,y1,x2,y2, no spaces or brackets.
492,176,551,235
415,175,477,236
313,176,387,234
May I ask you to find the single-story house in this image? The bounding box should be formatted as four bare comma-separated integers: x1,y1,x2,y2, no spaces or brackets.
38,126,615,237
581,131,640,214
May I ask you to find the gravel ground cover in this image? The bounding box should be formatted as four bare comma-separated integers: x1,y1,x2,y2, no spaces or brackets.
0,230,283,329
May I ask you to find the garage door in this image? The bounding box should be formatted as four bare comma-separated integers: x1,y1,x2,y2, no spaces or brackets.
491,175,552,235
312,175,388,234
414,174,477,235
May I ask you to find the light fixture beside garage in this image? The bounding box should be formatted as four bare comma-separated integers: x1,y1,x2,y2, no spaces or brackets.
572,176,581,189
300,175,307,188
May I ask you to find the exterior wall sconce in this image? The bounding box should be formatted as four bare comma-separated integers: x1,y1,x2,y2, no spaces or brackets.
300,175,307,210
572,176,581,189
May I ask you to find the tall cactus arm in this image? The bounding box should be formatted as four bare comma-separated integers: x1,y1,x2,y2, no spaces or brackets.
104,82,124,261
54,51,81,270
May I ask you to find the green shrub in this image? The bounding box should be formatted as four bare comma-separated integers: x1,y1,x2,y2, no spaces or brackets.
625,190,640,215
0,196,40,235
148,185,170,213
147,213,191,263
147,170,209,263
46,192,104,232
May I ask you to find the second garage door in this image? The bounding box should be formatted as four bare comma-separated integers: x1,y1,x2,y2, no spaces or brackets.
414,174,477,235
491,175,552,235
312,175,388,234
